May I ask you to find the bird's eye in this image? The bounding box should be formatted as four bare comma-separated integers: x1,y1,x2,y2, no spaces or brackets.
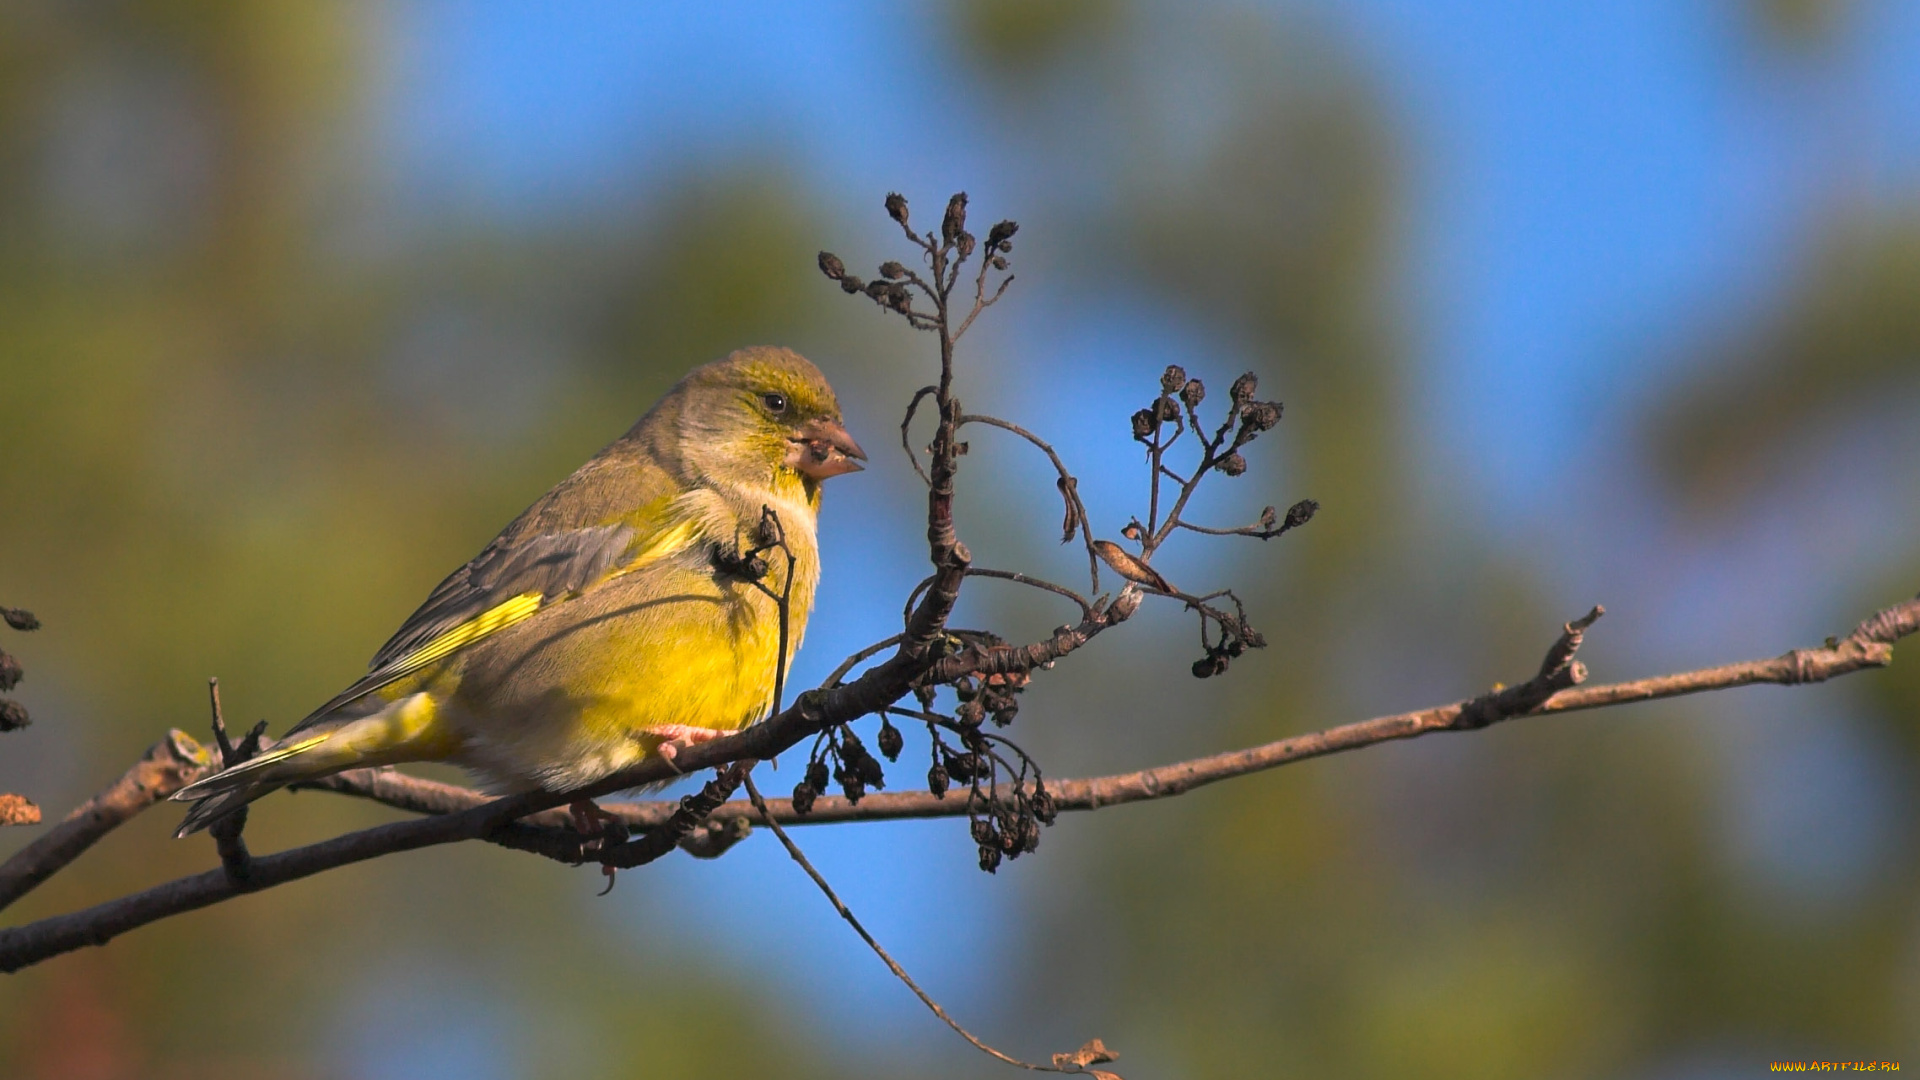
761,392,788,414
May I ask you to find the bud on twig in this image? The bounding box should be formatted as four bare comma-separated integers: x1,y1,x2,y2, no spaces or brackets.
1215,452,1247,477
942,192,969,247
1161,365,1187,395
885,192,910,226
791,781,817,815
1130,409,1156,441
1229,372,1258,406
1180,379,1206,408
1285,499,1318,529
1239,401,1282,434
817,251,846,280
879,261,906,279
986,220,1018,250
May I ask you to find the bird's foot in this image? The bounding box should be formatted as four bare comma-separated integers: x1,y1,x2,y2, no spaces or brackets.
568,798,628,849
641,725,728,773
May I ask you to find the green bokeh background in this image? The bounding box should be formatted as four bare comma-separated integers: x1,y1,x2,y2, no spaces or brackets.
2,3,1917,1077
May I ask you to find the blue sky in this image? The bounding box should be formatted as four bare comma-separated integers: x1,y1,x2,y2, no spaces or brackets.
357,0,1920,1065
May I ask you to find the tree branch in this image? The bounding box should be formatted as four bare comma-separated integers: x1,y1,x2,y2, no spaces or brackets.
0,730,211,912
7,594,1910,973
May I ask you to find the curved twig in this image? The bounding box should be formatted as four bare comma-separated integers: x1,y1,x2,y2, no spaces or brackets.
901,385,938,486
957,414,1101,593
965,568,1094,620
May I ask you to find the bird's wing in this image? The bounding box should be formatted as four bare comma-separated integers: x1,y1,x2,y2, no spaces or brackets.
291,499,703,731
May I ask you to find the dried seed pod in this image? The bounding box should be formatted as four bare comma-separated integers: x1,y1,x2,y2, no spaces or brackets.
1154,398,1181,422
990,255,1008,270
985,220,1018,249
1240,400,1282,433
877,719,903,761
839,273,865,295
791,781,817,815
0,699,27,731
1130,408,1156,441
1180,379,1205,408
0,652,20,692
1,608,38,632
958,232,975,259
840,775,866,803
1161,365,1188,395
1216,452,1247,476
1032,785,1057,825
928,762,951,797
879,260,906,279
971,817,995,845
978,844,1002,873
956,699,985,727
885,192,910,225
817,251,846,280
1000,819,1024,853
1285,499,1319,529
991,705,1018,727
806,758,830,793
1192,654,1227,679
913,684,936,709
941,192,968,246
1229,372,1258,405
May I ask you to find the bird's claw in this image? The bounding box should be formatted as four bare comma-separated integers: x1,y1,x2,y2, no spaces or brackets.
642,725,728,774
568,798,628,853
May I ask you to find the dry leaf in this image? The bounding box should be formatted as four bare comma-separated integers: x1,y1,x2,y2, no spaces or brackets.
1053,1037,1121,1069
0,792,41,826
1092,541,1172,593
1057,477,1079,543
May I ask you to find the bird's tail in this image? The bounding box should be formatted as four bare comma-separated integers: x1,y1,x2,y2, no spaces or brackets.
171,730,346,837
172,692,452,837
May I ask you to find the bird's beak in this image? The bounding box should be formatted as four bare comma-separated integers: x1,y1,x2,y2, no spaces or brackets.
787,417,868,480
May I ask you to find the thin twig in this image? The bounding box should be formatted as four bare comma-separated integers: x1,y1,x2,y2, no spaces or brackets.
205,679,258,886
743,774,1104,1075
957,414,1101,593
966,568,1093,620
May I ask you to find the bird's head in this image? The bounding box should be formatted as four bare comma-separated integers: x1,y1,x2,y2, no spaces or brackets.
660,347,867,500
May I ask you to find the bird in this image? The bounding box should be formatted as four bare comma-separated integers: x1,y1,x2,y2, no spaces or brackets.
172,346,866,838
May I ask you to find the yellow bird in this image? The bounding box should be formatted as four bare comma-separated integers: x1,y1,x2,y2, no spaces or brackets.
173,346,866,836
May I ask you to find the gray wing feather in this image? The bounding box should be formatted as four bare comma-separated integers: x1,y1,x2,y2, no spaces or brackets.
366,524,636,671
289,523,637,731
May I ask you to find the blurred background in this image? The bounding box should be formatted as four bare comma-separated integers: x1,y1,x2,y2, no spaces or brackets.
2,2,1917,1077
